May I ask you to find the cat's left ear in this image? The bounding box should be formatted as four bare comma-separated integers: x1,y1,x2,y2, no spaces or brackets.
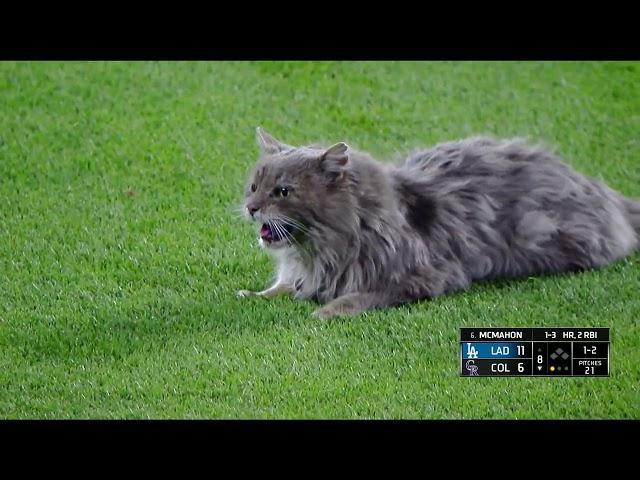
320,142,349,174
256,127,291,155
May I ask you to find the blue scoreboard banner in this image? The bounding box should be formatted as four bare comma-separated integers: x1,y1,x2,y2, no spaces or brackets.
462,342,530,359
460,328,610,377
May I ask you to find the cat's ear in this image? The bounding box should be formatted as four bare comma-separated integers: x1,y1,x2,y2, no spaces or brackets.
256,127,290,154
320,142,349,174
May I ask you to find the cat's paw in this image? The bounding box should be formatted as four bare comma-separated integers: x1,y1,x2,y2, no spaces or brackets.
236,289,256,298
312,305,343,319
313,293,372,319
311,308,330,319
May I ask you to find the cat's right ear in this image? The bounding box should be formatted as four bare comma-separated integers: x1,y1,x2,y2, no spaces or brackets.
320,142,349,171
256,127,290,155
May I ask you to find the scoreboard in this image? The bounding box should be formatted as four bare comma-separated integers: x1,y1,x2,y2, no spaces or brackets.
460,328,609,377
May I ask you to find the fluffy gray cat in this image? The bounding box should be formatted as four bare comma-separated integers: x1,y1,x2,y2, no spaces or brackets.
238,128,640,319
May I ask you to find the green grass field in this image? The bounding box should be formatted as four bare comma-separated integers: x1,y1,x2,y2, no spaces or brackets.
1,61,639,419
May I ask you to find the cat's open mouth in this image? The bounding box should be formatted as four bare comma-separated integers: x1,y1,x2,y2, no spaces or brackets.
260,223,293,246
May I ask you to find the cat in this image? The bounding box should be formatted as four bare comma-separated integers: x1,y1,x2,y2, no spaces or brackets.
238,127,640,319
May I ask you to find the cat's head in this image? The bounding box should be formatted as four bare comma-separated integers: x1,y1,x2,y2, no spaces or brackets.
242,127,353,250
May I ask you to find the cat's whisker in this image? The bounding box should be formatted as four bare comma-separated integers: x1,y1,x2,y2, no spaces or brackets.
270,220,285,242
230,204,249,220
277,214,305,226
275,215,310,234
273,220,311,256
269,214,303,231
280,214,309,229
272,221,289,243
283,228,306,254
272,219,305,251
283,221,310,234
281,223,310,236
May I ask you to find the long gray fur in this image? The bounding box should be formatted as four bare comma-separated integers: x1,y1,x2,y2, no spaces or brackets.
239,129,640,319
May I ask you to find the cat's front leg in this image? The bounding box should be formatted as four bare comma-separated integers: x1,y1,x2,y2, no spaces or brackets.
312,292,397,319
237,282,294,299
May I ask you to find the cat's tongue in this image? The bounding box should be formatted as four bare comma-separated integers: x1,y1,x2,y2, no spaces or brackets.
260,224,274,241
260,223,284,242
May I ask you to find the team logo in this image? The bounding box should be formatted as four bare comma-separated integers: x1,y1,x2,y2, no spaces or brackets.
465,360,479,376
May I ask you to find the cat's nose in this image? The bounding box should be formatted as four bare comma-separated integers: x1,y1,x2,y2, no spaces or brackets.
248,205,260,217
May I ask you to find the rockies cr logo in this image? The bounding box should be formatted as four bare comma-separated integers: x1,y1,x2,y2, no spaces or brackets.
465,360,479,376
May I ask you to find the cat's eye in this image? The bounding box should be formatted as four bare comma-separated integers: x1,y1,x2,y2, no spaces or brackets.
250,183,257,192
273,187,289,197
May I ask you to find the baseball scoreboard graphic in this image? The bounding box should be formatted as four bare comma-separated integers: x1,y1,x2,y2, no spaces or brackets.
460,328,610,377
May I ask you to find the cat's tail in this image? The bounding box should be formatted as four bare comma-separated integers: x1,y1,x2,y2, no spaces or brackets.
623,196,640,241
